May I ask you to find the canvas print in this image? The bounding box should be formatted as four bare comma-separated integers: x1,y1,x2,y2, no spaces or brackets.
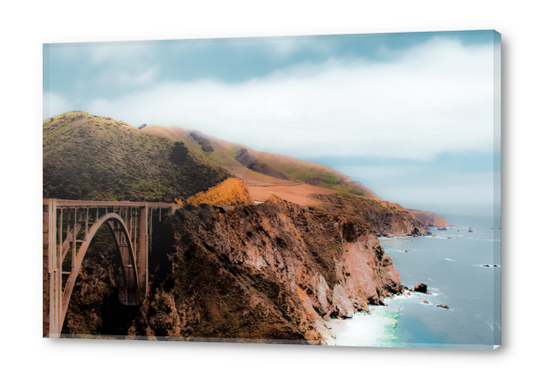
43,30,501,349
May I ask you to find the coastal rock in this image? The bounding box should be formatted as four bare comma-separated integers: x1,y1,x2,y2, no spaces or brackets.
414,283,429,294
128,195,403,343
332,285,355,318
408,210,449,228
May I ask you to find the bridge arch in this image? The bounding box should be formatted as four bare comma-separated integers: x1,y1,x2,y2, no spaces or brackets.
60,213,140,331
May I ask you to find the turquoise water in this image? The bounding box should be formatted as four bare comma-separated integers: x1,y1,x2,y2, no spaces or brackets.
331,214,501,349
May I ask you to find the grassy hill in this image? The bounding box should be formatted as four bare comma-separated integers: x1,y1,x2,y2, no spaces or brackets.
141,126,380,199
43,111,232,202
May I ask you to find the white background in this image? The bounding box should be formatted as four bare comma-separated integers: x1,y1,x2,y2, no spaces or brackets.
0,0,538,377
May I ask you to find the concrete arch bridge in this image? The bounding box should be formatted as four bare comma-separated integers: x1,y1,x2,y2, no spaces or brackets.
43,199,179,338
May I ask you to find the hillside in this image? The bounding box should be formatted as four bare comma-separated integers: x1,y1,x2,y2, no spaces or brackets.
43,111,232,202
141,126,380,199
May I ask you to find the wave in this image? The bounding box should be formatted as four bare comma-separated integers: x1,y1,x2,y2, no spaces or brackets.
326,307,401,347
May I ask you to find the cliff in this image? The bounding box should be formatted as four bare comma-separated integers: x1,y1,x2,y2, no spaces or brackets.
62,196,404,343
408,209,449,228
309,193,430,237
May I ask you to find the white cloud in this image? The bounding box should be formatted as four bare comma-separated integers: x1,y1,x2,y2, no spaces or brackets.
59,37,495,161
334,165,423,181
333,164,500,214
88,43,154,64
387,172,499,206
117,66,160,86
43,92,72,119
263,37,335,58
352,169,499,210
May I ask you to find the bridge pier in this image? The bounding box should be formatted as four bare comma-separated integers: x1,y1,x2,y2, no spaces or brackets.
137,206,148,304
43,199,62,338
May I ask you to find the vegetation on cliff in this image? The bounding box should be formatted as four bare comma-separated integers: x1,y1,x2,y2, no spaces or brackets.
43,111,232,202
184,178,254,207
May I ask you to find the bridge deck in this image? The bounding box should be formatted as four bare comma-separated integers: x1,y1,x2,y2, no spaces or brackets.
44,198,180,209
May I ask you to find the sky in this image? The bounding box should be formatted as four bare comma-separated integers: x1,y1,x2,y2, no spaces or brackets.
43,30,501,216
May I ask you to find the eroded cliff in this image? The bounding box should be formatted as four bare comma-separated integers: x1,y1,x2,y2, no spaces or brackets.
408,209,449,228
309,193,430,237
63,195,404,343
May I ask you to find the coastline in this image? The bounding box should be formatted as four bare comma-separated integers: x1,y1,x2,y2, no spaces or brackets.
325,218,501,348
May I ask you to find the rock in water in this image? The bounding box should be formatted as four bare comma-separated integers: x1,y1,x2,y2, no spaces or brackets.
414,283,428,293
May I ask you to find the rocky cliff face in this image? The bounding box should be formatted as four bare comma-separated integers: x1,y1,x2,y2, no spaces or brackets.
63,195,404,344
408,209,449,228
309,193,430,237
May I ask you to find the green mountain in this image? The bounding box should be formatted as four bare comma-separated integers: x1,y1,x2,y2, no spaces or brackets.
43,111,232,202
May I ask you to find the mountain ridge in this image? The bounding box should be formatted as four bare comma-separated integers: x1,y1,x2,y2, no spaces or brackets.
140,125,380,200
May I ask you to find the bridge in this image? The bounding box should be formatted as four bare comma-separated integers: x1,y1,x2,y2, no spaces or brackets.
43,199,180,338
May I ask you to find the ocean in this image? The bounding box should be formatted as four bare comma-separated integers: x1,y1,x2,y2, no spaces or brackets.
328,213,501,349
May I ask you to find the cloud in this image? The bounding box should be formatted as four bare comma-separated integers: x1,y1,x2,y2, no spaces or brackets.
334,165,423,181
51,37,496,161
386,172,498,205
43,92,72,119
342,166,498,209
333,163,500,214
116,65,161,86
88,43,155,64
263,37,335,58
